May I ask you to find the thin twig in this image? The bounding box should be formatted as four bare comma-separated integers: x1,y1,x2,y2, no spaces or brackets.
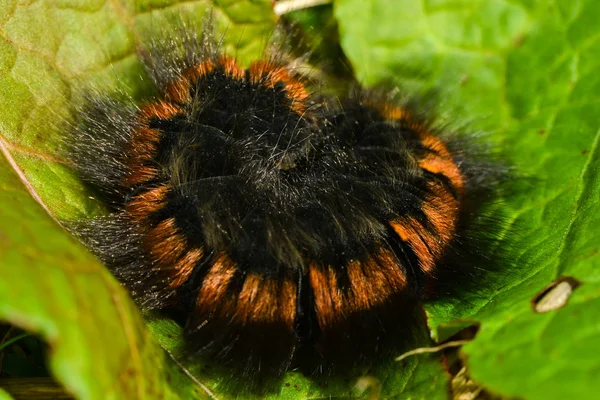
0,332,30,352
274,0,333,15
395,340,471,362
164,349,220,400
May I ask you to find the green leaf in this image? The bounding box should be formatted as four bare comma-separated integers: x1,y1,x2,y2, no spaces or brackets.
0,388,14,400
0,154,202,398
335,0,600,399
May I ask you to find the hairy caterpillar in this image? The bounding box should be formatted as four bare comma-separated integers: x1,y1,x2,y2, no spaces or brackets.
67,18,505,389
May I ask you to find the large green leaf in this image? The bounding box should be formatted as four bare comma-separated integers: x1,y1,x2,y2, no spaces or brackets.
335,0,600,399
0,149,207,398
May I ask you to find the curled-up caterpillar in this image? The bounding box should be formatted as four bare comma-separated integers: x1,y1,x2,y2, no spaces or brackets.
66,22,505,389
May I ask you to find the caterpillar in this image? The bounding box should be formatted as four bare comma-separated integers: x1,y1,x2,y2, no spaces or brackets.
66,20,503,389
